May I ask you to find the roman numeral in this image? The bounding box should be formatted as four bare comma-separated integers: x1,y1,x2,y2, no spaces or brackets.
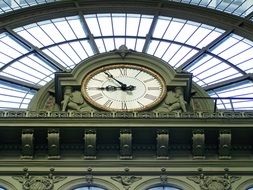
119,68,127,76
137,101,144,108
91,93,103,101
87,87,99,90
147,87,161,90
144,94,157,101
135,70,142,78
121,102,128,110
143,78,154,83
104,100,113,107
91,77,103,83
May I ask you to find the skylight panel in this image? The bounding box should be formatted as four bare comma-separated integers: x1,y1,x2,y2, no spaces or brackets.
161,43,182,62
14,16,85,48
188,27,224,48
163,18,185,41
187,55,243,86
153,16,173,38
95,39,106,53
173,49,199,68
135,39,145,52
208,80,253,110
138,15,154,37
97,14,113,36
210,34,253,73
174,21,200,43
115,38,126,49
0,33,29,65
0,81,36,109
126,14,140,36
44,46,76,68
84,15,101,37
126,38,137,50
112,14,126,36
104,38,115,51
169,46,198,67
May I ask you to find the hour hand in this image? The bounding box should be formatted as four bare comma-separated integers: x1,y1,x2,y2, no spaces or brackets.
96,85,120,91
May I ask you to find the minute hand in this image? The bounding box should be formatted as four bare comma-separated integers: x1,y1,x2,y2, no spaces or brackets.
104,72,127,88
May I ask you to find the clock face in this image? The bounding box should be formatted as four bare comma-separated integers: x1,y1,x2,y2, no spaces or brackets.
81,64,167,112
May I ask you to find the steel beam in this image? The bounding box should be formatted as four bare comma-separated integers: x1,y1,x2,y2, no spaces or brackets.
75,1,99,54
142,14,159,53
177,29,234,71
4,27,66,72
203,74,252,91
0,75,39,90
0,1,253,41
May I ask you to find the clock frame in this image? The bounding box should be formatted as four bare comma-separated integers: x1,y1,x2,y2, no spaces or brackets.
81,64,167,112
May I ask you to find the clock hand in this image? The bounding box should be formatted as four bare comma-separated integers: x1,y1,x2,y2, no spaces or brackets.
104,72,127,90
96,86,120,91
104,72,136,91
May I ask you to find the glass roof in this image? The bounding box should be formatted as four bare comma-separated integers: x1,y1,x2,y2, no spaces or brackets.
1,0,253,18
0,8,253,111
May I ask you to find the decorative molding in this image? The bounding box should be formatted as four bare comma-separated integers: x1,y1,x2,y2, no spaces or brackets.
48,128,60,159
84,129,96,159
219,129,231,160
187,169,241,190
156,129,169,159
120,129,132,159
85,168,93,184
1,110,253,119
13,168,67,190
111,45,134,59
21,129,34,159
111,175,142,190
192,129,205,159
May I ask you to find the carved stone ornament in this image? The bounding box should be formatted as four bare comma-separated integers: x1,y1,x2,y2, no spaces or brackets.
192,129,205,159
120,129,132,159
111,175,142,190
157,129,169,159
13,168,67,190
187,172,240,190
21,129,34,159
112,45,134,59
160,87,187,113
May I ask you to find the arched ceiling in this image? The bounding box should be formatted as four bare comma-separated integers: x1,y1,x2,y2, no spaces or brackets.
1,0,253,111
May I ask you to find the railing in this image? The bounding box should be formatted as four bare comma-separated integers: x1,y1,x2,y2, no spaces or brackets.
191,97,253,112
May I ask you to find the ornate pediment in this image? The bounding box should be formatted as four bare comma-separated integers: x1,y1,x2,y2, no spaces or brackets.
28,47,213,113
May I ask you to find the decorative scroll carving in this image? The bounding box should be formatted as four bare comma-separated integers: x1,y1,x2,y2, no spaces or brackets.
219,129,231,159
120,129,132,159
21,129,34,159
111,176,142,190
162,87,187,112
156,129,169,159
84,129,96,159
192,129,205,159
61,86,88,111
187,169,240,190
13,168,66,190
48,129,60,159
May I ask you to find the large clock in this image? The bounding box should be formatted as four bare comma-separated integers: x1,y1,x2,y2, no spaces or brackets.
81,64,167,112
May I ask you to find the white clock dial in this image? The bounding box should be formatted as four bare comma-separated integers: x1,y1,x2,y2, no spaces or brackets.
81,64,167,111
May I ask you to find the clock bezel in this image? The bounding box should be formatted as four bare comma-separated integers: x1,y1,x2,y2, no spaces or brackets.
81,63,167,112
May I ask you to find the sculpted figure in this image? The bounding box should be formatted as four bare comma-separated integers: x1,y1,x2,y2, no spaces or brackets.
164,87,187,112
61,86,87,111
